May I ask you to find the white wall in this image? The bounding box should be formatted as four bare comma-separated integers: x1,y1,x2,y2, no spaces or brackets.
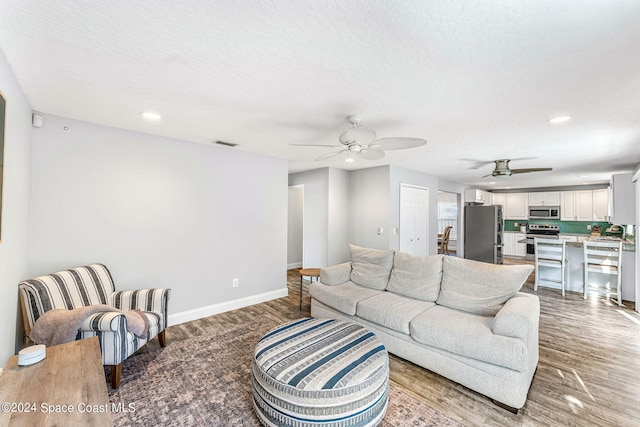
349,166,390,250
28,115,288,324
328,168,350,265
0,49,33,363
287,186,303,268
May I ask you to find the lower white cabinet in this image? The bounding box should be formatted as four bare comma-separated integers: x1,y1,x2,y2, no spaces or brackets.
504,232,526,257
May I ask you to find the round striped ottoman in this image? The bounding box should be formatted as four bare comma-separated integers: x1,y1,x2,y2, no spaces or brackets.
252,318,389,427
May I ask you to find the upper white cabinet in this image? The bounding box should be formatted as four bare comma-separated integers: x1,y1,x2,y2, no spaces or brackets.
591,189,609,221
505,193,528,219
610,173,636,224
561,190,593,221
490,193,507,208
528,192,560,206
464,189,490,205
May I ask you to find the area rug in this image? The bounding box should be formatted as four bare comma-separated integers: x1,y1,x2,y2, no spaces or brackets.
109,316,464,427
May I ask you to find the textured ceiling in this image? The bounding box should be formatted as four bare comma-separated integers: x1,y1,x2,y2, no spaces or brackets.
1,0,639,189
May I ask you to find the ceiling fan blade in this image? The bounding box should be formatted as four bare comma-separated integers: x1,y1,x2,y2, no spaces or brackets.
290,143,343,148
481,173,495,178
510,168,553,174
358,149,385,160
314,149,347,161
373,137,427,150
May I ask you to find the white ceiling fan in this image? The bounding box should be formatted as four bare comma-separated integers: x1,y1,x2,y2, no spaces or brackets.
483,159,552,177
292,115,427,163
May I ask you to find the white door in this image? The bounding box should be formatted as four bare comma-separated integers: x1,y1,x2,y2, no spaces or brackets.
400,184,429,256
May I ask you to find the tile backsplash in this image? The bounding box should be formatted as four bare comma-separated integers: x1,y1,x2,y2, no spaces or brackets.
504,219,612,234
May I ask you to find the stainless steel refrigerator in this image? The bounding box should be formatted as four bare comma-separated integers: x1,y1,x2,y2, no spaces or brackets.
464,205,503,264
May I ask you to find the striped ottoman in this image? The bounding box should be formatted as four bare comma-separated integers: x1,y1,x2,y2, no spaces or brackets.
252,318,389,427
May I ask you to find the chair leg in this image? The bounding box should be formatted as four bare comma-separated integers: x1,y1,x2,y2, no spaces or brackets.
534,264,539,292
158,329,167,348
561,265,566,297
110,364,122,389
583,266,588,300
616,274,622,306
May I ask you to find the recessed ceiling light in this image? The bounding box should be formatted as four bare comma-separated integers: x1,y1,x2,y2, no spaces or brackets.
579,175,589,178
141,111,162,121
488,181,496,185
548,115,572,124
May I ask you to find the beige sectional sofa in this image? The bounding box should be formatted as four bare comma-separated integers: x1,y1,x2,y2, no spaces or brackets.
309,245,539,411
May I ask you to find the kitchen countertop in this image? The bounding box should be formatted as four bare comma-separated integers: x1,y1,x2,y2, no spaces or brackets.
564,239,635,252
507,231,635,251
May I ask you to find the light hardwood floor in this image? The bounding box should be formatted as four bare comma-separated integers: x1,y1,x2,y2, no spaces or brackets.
157,259,640,427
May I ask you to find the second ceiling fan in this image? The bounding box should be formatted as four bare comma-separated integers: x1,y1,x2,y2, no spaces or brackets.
292,115,427,163
483,159,552,177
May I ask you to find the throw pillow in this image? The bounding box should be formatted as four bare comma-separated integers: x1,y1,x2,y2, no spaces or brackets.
387,252,443,302
436,256,533,316
349,244,394,290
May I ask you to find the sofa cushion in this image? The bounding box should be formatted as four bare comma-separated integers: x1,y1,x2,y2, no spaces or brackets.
309,281,382,316
410,305,528,372
356,292,435,334
349,244,394,291
436,257,533,316
387,253,443,302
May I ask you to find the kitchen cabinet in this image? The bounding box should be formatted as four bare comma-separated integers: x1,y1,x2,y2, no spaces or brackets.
505,193,528,220
464,189,490,205
504,232,526,257
561,191,593,221
610,173,635,224
490,193,506,208
528,191,560,206
592,188,609,221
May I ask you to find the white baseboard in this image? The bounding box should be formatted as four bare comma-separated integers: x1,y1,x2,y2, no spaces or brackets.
287,262,302,270
167,287,289,326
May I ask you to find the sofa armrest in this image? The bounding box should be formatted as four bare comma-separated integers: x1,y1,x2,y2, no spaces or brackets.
112,288,170,311
319,262,352,286
112,288,171,329
492,292,540,342
79,311,127,333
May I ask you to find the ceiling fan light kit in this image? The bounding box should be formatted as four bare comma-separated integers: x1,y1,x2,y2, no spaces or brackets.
293,115,427,164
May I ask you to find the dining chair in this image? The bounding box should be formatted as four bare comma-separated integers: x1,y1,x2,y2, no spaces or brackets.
439,226,453,255
583,240,623,305
534,237,568,296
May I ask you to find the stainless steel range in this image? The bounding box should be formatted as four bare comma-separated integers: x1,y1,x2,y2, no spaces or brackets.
525,224,560,260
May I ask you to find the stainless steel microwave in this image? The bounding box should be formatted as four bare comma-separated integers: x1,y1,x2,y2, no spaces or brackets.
528,206,560,219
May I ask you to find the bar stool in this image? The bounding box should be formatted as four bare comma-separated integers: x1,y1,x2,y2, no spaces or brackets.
583,240,623,305
534,237,568,296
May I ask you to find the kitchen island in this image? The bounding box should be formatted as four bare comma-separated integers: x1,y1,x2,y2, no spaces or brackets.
536,237,636,302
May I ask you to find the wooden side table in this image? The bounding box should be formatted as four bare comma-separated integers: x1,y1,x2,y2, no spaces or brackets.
299,268,321,310
0,337,113,426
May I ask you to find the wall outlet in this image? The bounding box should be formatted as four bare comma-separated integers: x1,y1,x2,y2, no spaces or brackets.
587,225,592,230
232,278,239,288
514,222,519,227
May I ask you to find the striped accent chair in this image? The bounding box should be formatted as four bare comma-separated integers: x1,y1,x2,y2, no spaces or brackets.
18,264,170,388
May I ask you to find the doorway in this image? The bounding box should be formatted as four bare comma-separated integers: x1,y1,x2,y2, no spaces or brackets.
287,185,304,269
437,191,460,256
399,184,429,256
